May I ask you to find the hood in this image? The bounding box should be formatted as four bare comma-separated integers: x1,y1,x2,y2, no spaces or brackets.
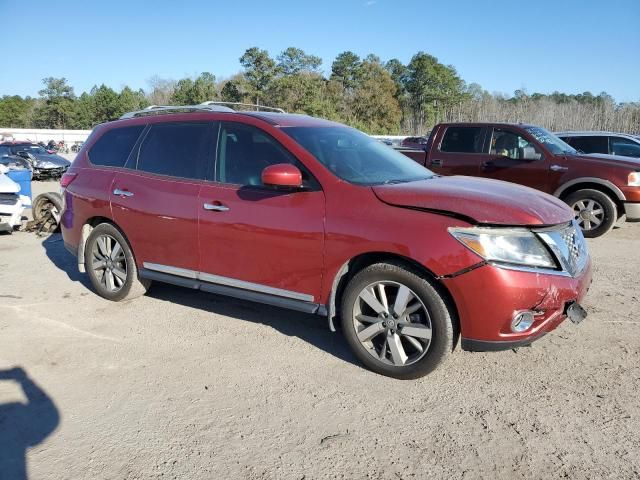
571,153,640,169
372,176,573,226
34,153,71,168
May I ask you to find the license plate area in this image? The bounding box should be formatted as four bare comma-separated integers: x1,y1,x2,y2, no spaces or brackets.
565,301,587,324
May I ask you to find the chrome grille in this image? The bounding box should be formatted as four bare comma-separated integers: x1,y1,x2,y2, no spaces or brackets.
537,221,589,277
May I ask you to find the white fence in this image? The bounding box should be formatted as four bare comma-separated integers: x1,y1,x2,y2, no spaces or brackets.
0,128,92,144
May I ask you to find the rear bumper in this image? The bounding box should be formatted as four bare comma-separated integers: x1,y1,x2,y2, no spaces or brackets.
442,260,592,348
624,202,640,221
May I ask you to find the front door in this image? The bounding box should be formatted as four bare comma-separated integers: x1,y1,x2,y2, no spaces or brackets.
477,127,550,192
198,121,326,303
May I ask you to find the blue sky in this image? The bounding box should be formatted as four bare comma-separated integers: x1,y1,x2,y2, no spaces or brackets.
2,0,639,102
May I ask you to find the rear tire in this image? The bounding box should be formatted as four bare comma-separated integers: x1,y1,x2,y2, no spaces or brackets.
340,262,454,380
565,189,617,238
84,223,150,301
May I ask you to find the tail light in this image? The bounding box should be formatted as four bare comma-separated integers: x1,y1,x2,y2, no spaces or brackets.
60,172,77,189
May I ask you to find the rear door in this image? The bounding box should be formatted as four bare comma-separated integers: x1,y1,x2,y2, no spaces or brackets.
197,121,325,303
478,127,550,192
428,126,487,176
110,121,215,272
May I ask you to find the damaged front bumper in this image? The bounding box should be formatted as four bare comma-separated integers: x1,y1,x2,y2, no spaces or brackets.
442,259,592,352
0,194,26,232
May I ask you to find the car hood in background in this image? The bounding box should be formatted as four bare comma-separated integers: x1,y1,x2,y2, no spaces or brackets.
372,176,573,226
573,153,640,167
34,153,71,168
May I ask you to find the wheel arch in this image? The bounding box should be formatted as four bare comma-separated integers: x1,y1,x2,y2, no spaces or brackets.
326,252,460,346
78,216,132,272
554,178,626,213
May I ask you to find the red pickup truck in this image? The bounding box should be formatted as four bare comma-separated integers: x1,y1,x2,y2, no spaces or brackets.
399,123,640,237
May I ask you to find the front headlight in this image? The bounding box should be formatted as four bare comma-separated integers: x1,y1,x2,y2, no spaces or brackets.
449,227,557,269
629,172,640,186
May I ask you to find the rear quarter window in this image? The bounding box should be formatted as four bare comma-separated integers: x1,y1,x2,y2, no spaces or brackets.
89,126,145,167
440,127,485,153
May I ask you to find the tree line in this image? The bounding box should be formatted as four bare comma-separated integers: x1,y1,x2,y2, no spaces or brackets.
1,47,638,135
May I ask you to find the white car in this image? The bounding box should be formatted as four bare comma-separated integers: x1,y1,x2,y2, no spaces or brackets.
0,164,28,233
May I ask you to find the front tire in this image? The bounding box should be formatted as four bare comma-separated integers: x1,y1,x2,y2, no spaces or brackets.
565,189,617,238
84,223,150,301
340,262,455,380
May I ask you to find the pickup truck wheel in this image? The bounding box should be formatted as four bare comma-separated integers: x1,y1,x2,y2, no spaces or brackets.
565,189,617,238
340,262,454,380
84,223,151,301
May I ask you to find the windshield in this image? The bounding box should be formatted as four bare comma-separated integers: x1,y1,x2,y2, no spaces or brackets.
523,126,577,155
13,144,48,155
282,126,433,185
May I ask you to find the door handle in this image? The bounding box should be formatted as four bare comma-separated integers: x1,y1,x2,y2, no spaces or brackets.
550,165,568,172
431,159,444,167
113,188,134,197
203,203,230,212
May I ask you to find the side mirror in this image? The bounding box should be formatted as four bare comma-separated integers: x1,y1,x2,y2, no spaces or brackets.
261,163,303,189
520,147,542,161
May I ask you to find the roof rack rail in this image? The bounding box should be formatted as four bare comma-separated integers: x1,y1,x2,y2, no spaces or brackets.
119,101,285,119
199,101,286,113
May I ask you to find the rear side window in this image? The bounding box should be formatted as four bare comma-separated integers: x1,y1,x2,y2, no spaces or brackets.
440,127,485,153
566,136,608,154
89,126,144,167
137,122,213,180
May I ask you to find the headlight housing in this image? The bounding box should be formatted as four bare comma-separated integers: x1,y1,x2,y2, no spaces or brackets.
449,227,557,269
629,171,640,187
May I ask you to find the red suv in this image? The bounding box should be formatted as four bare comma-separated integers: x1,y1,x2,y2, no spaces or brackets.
60,105,592,379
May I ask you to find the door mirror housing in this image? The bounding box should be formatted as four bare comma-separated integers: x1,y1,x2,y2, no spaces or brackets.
520,147,542,161
262,163,303,189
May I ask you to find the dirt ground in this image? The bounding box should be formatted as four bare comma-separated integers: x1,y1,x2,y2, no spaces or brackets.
0,180,639,479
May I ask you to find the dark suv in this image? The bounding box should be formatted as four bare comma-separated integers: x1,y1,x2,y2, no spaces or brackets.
60,104,591,379
555,132,640,158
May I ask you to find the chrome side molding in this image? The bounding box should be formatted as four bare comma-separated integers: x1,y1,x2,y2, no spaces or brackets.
143,262,314,302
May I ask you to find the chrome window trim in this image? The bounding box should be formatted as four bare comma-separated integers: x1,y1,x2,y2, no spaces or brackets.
143,262,314,302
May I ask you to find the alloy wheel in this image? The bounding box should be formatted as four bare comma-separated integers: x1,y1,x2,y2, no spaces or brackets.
352,281,432,367
91,234,127,293
572,199,604,231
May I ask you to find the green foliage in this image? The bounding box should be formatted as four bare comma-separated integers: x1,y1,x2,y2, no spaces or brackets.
405,52,466,127
276,47,322,75
330,51,362,90
34,77,76,129
240,47,277,103
171,72,217,105
0,96,37,128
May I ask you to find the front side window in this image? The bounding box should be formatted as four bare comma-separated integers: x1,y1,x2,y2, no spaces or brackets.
490,129,542,160
440,127,485,153
137,122,213,180
283,126,433,186
610,137,640,157
217,122,309,187
89,126,144,167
